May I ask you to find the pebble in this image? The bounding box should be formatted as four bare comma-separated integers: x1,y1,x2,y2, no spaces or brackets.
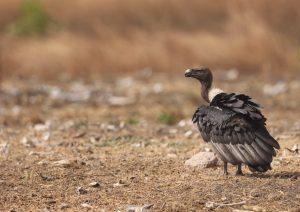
52,159,72,167
81,203,92,209
185,152,218,169
263,81,287,96
60,203,70,209
77,187,87,194
184,130,193,138
89,181,100,187
127,204,154,212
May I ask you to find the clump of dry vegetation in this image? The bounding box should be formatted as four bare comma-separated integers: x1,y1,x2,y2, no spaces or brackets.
0,0,299,79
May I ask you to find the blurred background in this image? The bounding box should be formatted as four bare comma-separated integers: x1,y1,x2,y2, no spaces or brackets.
0,0,300,79
0,1,300,211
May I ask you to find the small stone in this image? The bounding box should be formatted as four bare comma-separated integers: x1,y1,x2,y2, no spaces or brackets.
113,180,127,187
169,129,177,134
243,205,266,212
263,81,287,96
108,96,135,106
184,130,193,138
178,120,186,127
221,69,239,81
89,181,100,187
52,159,72,168
60,203,70,209
204,147,212,152
291,144,299,153
271,160,281,166
205,201,216,209
107,125,116,131
185,152,218,169
167,153,178,158
81,203,92,209
127,204,154,212
0,143,9,157
77,187,87,194
20,137,36,148
73,131,86,139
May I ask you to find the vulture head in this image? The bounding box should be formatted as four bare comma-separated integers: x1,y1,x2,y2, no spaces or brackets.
185,67,214,103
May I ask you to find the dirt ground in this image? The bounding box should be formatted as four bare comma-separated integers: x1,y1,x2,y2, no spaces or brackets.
0,71,299,211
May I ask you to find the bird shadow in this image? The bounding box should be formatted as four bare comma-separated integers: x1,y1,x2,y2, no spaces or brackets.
245,171,300,179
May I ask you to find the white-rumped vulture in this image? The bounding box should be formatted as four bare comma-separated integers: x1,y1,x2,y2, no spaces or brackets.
185,67,280,175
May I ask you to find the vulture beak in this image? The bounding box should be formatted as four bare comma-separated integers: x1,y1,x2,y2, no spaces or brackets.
184,69,193,77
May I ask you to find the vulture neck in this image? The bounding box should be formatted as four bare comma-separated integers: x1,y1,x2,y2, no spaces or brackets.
201,81,211,103
201,81,224,103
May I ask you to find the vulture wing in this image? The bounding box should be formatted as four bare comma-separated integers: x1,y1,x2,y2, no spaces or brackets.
192,105,280,171
210,93,266,123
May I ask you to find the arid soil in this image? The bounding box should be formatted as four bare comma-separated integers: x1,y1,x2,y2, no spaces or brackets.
0,71,299,211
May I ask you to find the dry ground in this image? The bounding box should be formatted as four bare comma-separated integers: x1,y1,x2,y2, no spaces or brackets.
0,71,299,211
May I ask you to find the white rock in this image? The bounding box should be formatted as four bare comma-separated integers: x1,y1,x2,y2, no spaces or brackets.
291,144,299,153
184,130,193,138
153,83,163,93
52,159,72,167
169,129,177,134
81,203,92,208
127,204,154,212
263,81,287,96
108,96,135,106
89,181,100,187
185,152,218,169
222,69,239,81
0,143,9,157
178,120,186,127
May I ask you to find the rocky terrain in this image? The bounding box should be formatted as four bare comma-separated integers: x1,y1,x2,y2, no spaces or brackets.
0,70,299,211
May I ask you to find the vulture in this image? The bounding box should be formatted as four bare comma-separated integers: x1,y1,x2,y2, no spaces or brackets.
185,67,280,175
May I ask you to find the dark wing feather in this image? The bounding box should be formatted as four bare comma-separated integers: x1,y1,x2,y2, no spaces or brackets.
192,105,280,169
210,93,266,123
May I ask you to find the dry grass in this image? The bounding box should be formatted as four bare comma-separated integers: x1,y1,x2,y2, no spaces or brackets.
0,0,299,78
0,73,299,211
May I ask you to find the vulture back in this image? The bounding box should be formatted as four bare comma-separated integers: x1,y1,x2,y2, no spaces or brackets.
193,93,280,172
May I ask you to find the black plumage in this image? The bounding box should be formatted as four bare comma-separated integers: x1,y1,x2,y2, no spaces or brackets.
185,67,280,175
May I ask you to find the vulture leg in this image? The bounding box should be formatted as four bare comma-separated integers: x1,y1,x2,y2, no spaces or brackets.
223,162,228,175
235,164,243,176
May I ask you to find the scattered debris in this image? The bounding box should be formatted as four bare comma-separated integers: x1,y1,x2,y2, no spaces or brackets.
60,203,70,210
88,181,100,188
169,129,178,134
77,187,88,195
20,137,36,148
185,152,218,169
40,174,53,181
205,200,246,209
34,121,52,131
107,124,116,131
0,143,9,158
113,180,128,188
52,159,72,168
204,147,212,152
263,81,287,96
221,69,239,81
184,130,193,138
81,203,92,209
243,205,266,212
167,153,178,158
291,144,300,154
127,204,154,212
178,120,187,127
73,131,86,139
153,83,163,93
108,96,135,106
